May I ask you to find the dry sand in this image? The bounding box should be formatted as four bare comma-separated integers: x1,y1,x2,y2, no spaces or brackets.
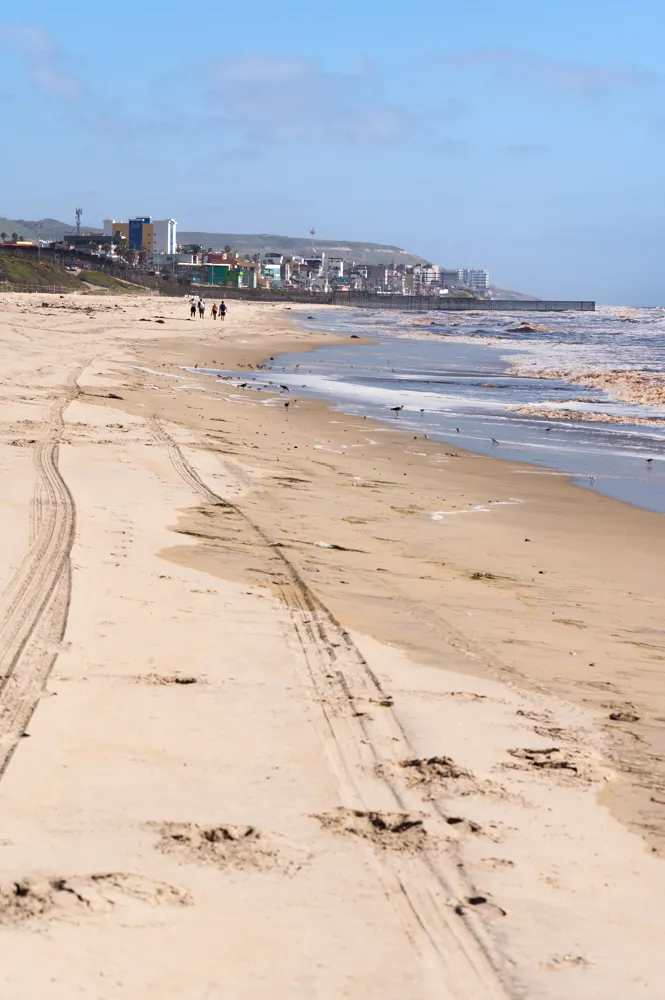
0,291,665,998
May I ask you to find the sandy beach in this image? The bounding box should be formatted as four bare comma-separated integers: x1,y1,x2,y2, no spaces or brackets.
1,291,665,999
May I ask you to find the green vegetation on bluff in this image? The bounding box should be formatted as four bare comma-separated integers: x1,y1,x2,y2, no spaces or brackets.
0,254,81,289
79,270,146,292
0,254,148,293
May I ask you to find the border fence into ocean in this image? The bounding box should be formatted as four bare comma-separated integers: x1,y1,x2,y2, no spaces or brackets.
189,288,595,311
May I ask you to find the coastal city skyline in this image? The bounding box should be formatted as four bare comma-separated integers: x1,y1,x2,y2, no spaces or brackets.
1,1,664,304
1,213,494,295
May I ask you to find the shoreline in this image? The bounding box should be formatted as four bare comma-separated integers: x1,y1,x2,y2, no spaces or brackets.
0,293,664,997
244,313,665,515
125,306,665,849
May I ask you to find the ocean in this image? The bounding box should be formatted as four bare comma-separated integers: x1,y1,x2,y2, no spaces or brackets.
193,305,665,515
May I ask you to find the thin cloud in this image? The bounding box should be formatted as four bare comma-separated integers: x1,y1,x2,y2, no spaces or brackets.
0,23,83,98
211,54,415,146
447,48,657,96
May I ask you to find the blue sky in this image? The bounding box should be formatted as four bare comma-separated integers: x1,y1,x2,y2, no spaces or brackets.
0,0,663,303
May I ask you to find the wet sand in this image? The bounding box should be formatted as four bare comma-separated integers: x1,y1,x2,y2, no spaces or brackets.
0,293,665,998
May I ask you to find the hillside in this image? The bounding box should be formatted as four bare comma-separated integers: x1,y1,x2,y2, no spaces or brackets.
0,217,99,241
1,218,429,265
0,253,147,293
79,270,147,293
490,285,540,301
179,232,430,266
0,253,82,289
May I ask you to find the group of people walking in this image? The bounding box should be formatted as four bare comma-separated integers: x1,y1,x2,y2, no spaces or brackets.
190,297,227,321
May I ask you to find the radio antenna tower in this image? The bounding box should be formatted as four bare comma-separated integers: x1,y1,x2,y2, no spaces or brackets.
75,207,83,236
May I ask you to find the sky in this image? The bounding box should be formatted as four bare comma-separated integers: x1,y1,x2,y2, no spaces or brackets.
0,0,663,303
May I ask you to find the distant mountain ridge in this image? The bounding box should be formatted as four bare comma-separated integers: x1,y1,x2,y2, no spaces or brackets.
489,285,540,301
178,232,430,266
0,217,98,240
0,218,429,265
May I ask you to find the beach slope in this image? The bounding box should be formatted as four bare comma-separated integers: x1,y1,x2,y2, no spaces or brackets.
0,293,664,999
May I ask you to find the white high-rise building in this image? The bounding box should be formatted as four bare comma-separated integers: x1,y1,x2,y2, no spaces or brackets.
462,268,490,290
153,219,177,254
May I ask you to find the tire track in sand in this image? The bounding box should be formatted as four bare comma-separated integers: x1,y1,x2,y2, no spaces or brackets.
150,418,515,1000
0,367,85,778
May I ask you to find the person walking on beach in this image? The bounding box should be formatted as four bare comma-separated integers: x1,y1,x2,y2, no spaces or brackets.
220,300,227,322
190,299,196,320
211,302,218,321
198,298,205,319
